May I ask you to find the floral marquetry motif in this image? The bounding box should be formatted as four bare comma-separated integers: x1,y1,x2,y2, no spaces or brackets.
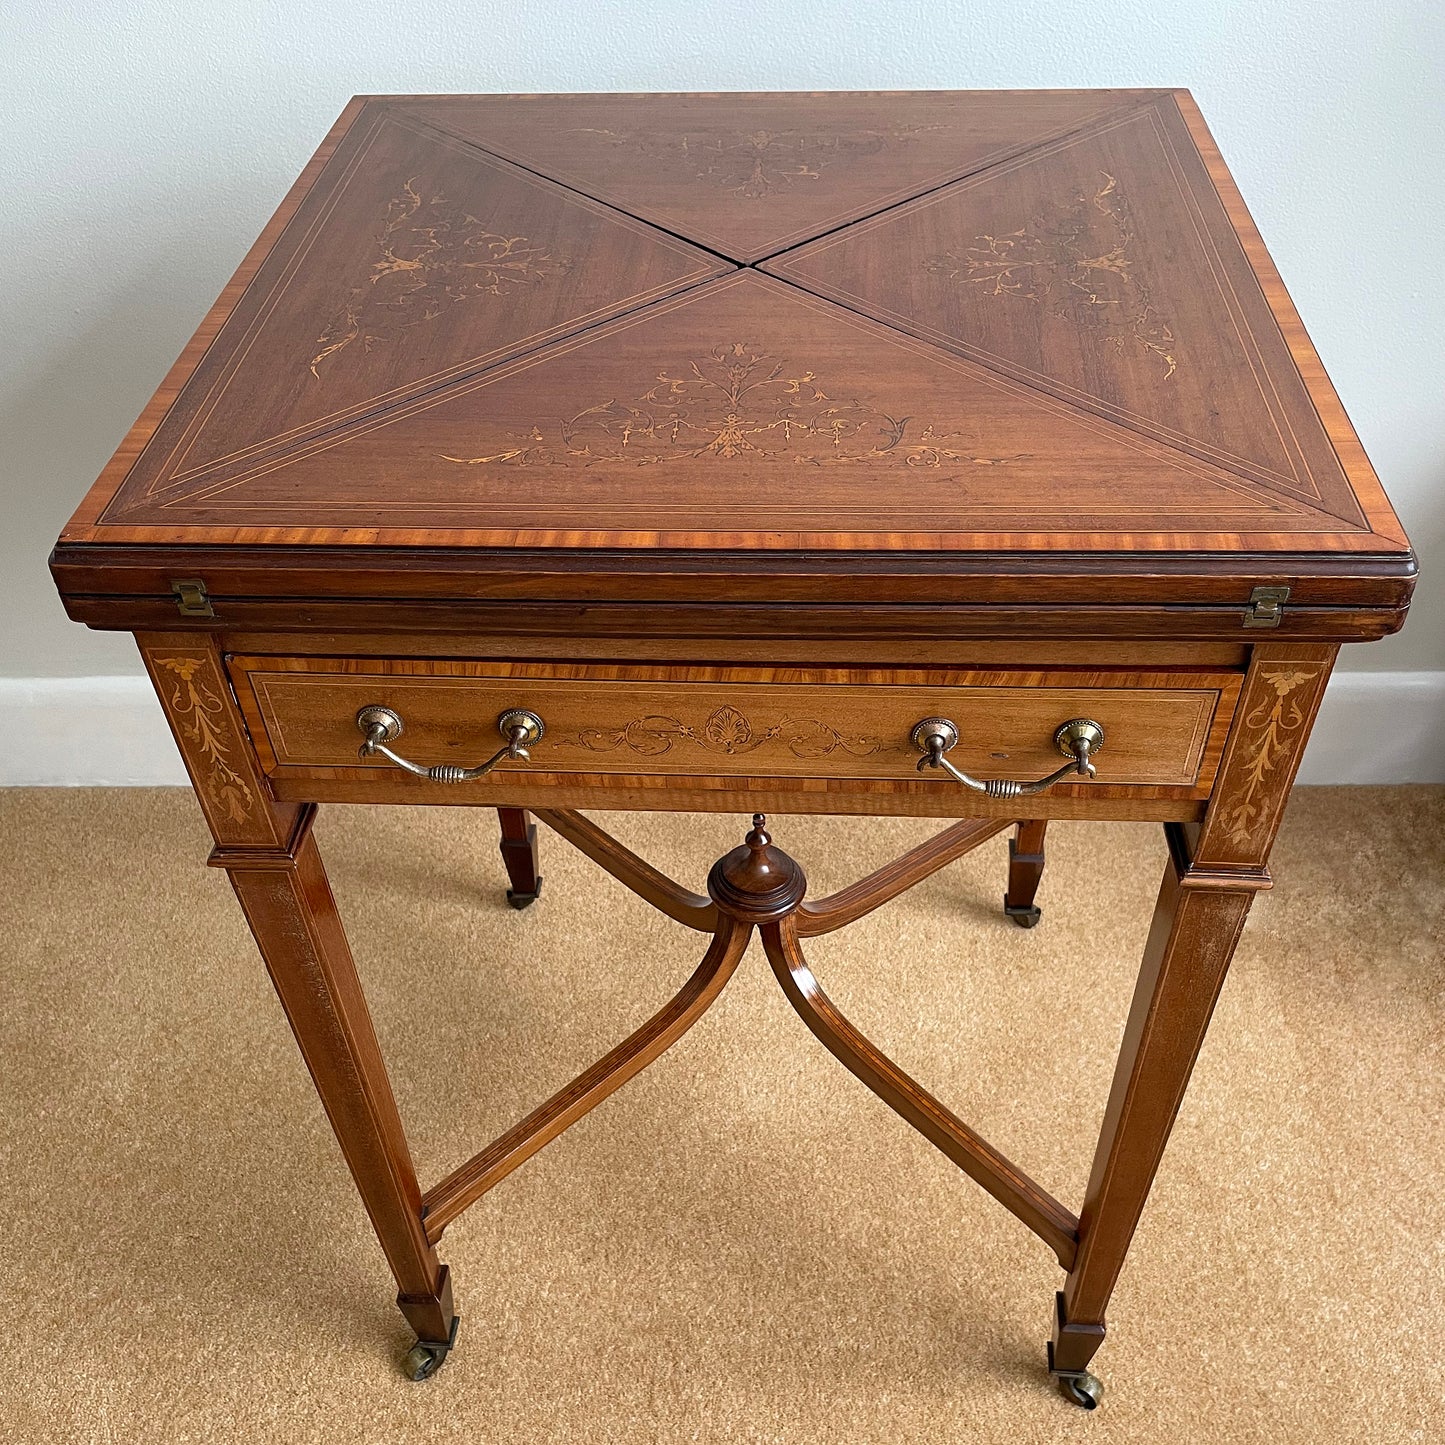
557,706,890,761
154,656,256,824
311,177,571,377
442,341,1027,470
140,641,303,851
922,174,1178,379
1219,666,1325,852
763,101,1378,522
97,267,1357,538
393,89,1135,260
572,125,943,199
71,90,1412,578
97,111,725,506
49,90,1416,1407
1193,652,1335,869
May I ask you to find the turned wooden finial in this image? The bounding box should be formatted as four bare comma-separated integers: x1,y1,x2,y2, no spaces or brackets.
708,812,807,922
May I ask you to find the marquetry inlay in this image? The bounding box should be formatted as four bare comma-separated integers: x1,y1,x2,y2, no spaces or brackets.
922,173,1178,379
48,91,1416,1410
572,125,943,199
391,90,1139,261
760,101,1385,526
442,340,1025,470
153,655,257,823
310,177,571,377
556,704,889,760
1220,665,1324,850
76,90,1410,569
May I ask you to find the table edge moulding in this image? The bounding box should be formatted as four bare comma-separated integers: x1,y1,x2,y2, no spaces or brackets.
49,87,1414,1409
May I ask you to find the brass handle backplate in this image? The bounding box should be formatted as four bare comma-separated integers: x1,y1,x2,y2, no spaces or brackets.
355,705,544,783
911,716,1104,798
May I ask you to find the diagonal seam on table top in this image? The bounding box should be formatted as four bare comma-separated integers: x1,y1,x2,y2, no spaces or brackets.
95,88,1386,545
390,89,1174,265
757,93,1373,532
117,270,1362,538
104,107,735,513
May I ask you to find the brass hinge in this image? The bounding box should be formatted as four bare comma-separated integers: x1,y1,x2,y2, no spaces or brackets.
170,578,214,618
1243,584,1289,628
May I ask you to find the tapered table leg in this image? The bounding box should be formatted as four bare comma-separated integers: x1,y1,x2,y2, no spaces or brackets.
1004,820,1048,927
141,635,457,1379
497,806,543,909
1050,644,1335,1406
221,831,458,1365
1050,846,1257,1398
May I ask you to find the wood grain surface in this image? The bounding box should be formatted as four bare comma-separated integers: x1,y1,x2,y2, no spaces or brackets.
104,107,727,511
97,272,1380,550
52,88,1412,635
229,655,1241,792
394,90,1152,261
764,95,1365,530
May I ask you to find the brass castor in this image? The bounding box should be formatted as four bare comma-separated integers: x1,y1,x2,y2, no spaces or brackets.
1057,1371,1103,1409
403,1316,460,1381
506,878,543,910
1004,900,1042,928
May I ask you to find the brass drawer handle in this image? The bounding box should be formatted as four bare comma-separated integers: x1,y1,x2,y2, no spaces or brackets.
355,705,544,783
911,717,1104,799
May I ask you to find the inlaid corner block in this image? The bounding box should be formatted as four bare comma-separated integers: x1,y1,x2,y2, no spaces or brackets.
58,91,1411,1406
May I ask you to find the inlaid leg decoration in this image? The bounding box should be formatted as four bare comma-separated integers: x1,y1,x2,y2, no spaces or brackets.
209,811,459,1380
1004,819,1048,928
1047,649,1332,1407
497,806,543,908
140,635,461,1382
423,804,1278,1403
1047,827,1269,1408
420,911,748,1242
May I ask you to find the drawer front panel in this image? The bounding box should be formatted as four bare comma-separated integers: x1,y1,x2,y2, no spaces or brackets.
231,658,1240,791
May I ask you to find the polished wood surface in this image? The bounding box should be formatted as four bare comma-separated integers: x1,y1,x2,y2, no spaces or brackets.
55,92,1414,1402
229,655,1240,791
107,111,724,513
103,269,1366,548
214,636,1253,666
495,806,542,907
1050,645,1334,1377
796,816,1010,936
137,639,297,847
764,98,1361,526
60,590,1409,642
396,90,1147,261
52,544,1410,618
422,912,751,1243
140,631,456,1348
54,90,1411,633
1190,644,1337,870
762,914,1080,1269
266,773,1209,822
531,808,717,931
1004,819,1049,924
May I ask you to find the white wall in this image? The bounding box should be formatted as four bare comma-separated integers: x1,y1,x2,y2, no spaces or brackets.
3,1,1441,779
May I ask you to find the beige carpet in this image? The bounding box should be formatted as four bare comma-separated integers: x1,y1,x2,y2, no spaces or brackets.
1,788,1441,1443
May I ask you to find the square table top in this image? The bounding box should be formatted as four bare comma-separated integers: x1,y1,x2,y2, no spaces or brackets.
54,90,1414,633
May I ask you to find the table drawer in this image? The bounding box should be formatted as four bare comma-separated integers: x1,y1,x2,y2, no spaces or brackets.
230,657,1241,794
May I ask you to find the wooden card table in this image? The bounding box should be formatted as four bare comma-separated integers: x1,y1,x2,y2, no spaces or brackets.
51,90,1414,1405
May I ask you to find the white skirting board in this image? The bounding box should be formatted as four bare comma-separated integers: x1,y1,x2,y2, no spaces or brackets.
1,670,1442,787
